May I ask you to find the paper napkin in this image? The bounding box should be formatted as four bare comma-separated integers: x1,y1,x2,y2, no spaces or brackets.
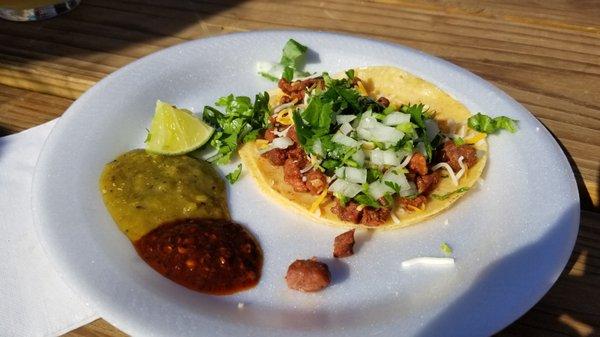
0,120,98,337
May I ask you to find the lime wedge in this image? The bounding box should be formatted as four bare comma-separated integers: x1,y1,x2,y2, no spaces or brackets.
146,100,214,155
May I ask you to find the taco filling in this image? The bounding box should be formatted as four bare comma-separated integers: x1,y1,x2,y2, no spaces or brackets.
239,66,488,229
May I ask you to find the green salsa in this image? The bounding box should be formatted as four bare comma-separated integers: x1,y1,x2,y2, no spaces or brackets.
99,149,229,241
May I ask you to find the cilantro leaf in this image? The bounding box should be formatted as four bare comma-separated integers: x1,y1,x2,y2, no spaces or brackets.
354,193,380,208
453,137,465,146
468,113,518,134
282,66,294,82
301,95,333,130
225,164,243,184
345,69,355,79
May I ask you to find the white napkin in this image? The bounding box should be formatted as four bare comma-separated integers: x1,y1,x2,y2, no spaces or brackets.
0,120,98,337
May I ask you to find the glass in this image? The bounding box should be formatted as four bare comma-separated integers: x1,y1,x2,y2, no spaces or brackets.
0,0,81,21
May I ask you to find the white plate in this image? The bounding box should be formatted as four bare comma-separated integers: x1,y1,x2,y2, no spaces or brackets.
32,31,579,337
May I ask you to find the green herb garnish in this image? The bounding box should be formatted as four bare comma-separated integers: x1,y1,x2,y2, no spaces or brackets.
225,164,243,184
432,187,470,200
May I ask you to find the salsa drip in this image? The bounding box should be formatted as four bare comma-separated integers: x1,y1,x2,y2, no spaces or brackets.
134,218,262,295
260,77,479,226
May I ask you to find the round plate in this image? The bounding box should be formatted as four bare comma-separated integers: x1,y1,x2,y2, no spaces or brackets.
32,31,579,337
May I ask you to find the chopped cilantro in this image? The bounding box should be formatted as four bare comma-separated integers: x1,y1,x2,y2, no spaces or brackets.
385,181,401,193
453,137,465,146
280,39,308,68
345,69,355,79
225,164,243,184
468,113,518,134
354,193,380,208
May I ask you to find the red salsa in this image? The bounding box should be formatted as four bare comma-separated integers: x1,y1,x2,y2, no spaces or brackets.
134,218,262,295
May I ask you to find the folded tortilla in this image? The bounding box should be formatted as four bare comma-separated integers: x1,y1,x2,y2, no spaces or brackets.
239,66,487,229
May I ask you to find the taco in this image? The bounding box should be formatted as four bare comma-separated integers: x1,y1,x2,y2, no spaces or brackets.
239,66,487,229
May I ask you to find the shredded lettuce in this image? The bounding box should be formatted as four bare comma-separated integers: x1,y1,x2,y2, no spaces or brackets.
225,164,243,184
468,113,518,134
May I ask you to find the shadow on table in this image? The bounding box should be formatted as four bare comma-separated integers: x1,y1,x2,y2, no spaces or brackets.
415,203,591,337
0,0,247,63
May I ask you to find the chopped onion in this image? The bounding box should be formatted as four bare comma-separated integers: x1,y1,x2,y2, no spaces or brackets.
383,150,401,166
328,179,362,198
401,257,455,268
357,114,404,144
399,181,417,197
425,119,440,141
339,122,353,135
271,137,294,149
369,148,384,165
383,169,411,192
368,181,394,200
383,111,411,126
416,142,427,157
312,139,323,156
352,149,365,166
334,167,345,179
332,132,358,147
344,167,367,184
336,114,357,124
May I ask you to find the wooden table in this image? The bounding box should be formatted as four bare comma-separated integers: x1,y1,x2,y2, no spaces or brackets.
1,1,598,336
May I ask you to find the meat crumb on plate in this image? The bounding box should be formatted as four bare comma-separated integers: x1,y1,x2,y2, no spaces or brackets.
333,229,355,258
285,258,331,292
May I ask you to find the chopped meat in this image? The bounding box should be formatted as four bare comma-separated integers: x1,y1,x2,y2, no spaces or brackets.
268,114,279,126
305,170,327,195
283,158,308,192
377,96,390,108
416,171,441,195
264,127,277,142
331,200,361,224
279,95,292,104
285,258,331,292
439,140,478,171
262,148,287,166
360,207,391,226
398,195,427,210
333,229,355,258
287,125,299,144
286,146,308,166
408,152,428,176
350,76,363,87
278,78,324,103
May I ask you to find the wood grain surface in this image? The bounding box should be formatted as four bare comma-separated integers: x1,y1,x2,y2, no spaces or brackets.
0,1,598,336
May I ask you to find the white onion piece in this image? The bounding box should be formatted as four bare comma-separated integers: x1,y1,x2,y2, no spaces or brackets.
401,257,455,268
344,167,367,184
431,162,459,186
399,181,417,197
328,179,362,198
399,152,413,168
339,122,353,135
383,170,411,192
416,142,427,157
256,61,284,79
335,167,345,179
383,150,401,166
312,139,323,156
383,112,411,126
336,114,357,124
271,137,294,149
332,132,358,147
425,119,440,141
369,148,385,165
352,149,365,166
357,117,404,144
368,181,394,200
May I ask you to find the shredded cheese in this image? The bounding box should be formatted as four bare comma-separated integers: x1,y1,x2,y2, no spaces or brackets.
455,156,467,181
275,109,293,125
431,162,459,186
273,100,298,114
399,153,413,168
390,211,401,224
464,132,486,144
401,257,455,268
406,205,422,212
356,80,368,96
255,139,269,150
309,189,329,213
